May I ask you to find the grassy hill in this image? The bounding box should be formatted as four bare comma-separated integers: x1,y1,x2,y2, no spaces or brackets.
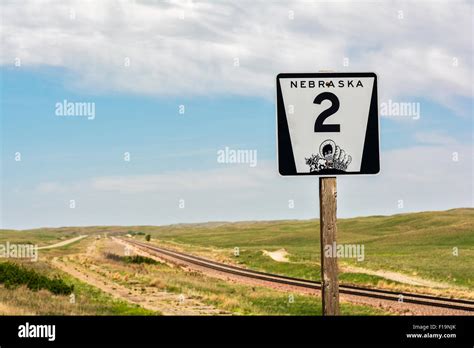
127,208,473,292
1,208,473,291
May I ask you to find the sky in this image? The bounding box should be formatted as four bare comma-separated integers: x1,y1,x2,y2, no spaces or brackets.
0,0,472,229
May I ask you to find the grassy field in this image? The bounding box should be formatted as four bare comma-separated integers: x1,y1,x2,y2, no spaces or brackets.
126,208,474,292
60,242,386,316
0,208,472,315
0,259,157,315
2,209,473,290
0,237,386,315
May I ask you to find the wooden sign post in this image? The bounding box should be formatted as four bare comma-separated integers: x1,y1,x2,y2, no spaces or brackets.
319,177,339,315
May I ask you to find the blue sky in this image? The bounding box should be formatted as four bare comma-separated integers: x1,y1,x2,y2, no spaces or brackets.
1,67,275,179
1,1,472,229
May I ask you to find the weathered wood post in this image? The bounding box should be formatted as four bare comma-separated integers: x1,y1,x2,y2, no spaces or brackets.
319,177,340,315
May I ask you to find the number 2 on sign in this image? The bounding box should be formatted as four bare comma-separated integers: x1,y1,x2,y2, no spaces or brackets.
314,92,340,132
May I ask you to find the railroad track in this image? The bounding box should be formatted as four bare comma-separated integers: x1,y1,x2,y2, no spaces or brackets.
120,238,474,312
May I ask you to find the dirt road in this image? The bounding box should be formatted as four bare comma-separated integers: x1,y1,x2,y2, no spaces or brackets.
51,239,227,315
39,235,88,250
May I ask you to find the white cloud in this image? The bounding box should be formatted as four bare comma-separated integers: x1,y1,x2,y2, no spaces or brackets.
36,182,66,193
2,144,471,229
414,132,459,146
91,164,266,193
1,0,471,111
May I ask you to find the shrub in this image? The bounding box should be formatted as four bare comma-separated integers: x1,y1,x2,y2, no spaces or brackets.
125,255,157,264
127,231,146,236
0,262,74,295
104,253,158,265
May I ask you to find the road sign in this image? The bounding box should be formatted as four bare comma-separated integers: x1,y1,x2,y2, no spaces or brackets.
276,72,380,176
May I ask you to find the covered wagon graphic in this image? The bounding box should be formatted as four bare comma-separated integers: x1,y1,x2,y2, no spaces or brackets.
305,139,352,172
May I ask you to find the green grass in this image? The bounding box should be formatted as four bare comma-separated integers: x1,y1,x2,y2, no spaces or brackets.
62,274,157,315
134,208,474,290
1,208,472,305
96,254,385,315
244,295,382,315
0,229,76,246
0,260,158,315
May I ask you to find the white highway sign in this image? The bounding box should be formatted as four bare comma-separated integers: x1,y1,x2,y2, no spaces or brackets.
277,72,380,176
